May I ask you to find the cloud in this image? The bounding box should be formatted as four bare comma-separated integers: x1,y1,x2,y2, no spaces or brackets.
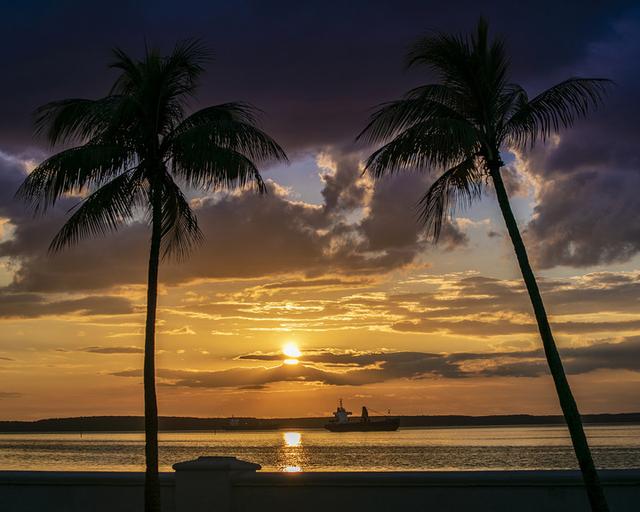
111,337,640,389
520,16,640,268
0,5,636,282
260,278,372,290
112,364,374,388
0,2,633,154
392,317,640,337
82,346,143,354
0,147,468,295
561,337,640,374
0,292,135,318
154,271,640,339
359,172,467,256
0,392,22,399
387,271,640,336
159,326,196,336
0,151,151,292
456,337,640,378
0,8,635,295
241,277,375,299
318,152,371,214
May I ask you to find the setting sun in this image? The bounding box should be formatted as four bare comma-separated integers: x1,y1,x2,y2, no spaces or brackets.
283,342,301,365
283,342,302,358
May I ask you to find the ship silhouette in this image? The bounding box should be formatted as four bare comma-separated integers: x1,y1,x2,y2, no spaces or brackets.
324,399,400,432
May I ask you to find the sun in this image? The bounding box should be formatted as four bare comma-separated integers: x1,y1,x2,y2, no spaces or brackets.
283,342,301,358
282,342,301,365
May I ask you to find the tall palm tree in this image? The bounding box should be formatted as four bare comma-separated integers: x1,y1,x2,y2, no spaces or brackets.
358,19,610,512
17,41,287,512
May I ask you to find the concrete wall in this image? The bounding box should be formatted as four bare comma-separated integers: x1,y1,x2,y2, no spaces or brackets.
233,470,640,512
1,457,638,512
0,471,176,512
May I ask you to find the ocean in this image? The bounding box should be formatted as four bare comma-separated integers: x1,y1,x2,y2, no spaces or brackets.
1,425,638,472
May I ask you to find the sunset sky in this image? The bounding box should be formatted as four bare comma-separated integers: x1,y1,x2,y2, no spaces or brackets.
1,1,640,420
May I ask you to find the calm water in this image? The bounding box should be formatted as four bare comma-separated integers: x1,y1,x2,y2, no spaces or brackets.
0,425,638,472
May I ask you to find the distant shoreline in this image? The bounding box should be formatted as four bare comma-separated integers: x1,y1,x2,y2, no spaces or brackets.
0,413,638,432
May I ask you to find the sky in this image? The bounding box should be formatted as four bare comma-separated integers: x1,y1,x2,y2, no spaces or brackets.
1,1,640,420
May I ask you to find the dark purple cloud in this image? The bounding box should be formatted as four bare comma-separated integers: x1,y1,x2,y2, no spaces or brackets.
0,2,639,282
522,14,640,268
0,1,636,155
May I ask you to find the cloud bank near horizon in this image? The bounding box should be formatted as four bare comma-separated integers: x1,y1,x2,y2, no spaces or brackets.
110,337,640,389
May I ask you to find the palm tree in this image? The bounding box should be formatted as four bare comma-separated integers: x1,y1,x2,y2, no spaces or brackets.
17,41,287,512
358,19,611,512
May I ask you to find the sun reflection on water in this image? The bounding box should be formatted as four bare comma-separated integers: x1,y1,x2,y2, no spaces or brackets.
279,431,306,472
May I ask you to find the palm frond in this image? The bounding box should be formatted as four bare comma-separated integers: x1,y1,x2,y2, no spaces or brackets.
406,19,510,129
503,78,612,148
406,30,472,91
49,170,143,252
109,47,144,96
417,157,483,241
364,118,479,178
157,174,204,260
357,84,467,144
480,25,509,97
109,40,212,136
157,40,213,134
16,144,135,213
171,144,267,193
179,102,260,125
167,102,287,163
496,83,529,129
34,97,125,146
161,39,212,99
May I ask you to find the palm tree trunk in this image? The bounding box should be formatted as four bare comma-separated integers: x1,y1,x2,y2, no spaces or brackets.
144,184,162,512
489,166,609,512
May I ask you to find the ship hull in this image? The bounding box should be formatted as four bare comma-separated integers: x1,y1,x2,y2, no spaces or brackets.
324,419,400,432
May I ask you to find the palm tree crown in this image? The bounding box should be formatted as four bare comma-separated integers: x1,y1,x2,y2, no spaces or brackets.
358,18,609,238
18,40,287,257
17,41,288,512
358,18,612,512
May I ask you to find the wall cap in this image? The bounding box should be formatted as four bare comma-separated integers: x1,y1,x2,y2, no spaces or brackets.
173,456,261,472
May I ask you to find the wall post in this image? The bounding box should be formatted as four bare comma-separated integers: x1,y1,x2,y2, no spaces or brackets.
172,456,261,512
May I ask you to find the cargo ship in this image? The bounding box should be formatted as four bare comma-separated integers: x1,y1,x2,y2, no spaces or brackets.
324,399,400,432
